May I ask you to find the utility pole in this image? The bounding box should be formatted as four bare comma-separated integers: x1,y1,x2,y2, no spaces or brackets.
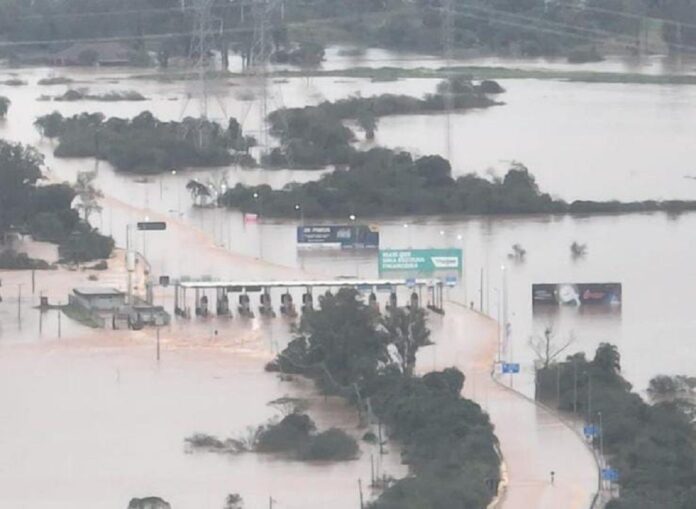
479,267,484,312
358,479,364,509
58,304,62,338
17,283,22,325
598,411,605,467
442,0,454,161
156,327,161,362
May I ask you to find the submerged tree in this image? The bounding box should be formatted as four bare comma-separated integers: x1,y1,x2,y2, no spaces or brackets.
529,326,575,369
74,170,103,222
508,243,527,262
186,179,212,207
0,96,10,118
571,241,587,259
381,307,430,375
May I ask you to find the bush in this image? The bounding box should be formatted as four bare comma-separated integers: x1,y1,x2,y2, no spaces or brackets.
0,96,9,118
300,428,359,461
256,413,316,453
0,249,51,270
58,224,114,262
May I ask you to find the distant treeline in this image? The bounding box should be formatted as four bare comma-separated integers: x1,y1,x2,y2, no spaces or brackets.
2,0,694,64
34,111,256,174
537,344,696,509
268,289,501,509
221,149,696,218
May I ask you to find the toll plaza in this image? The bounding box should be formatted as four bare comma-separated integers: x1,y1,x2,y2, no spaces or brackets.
173,278,446,319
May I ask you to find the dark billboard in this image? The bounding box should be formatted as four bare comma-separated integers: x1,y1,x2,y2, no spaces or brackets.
532,283,622,306
297,225,379,250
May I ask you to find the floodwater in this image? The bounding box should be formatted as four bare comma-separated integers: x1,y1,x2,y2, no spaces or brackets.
1,48,696,506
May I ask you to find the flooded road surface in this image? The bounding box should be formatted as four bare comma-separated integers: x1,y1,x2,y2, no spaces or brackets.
1,53,694,507
419,305,598,509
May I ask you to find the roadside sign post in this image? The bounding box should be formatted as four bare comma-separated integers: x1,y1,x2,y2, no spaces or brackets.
501,362,520,388
127,222,167,304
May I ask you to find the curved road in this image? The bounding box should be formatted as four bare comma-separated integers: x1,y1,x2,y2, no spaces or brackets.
419,304,599,509
37,184,599,509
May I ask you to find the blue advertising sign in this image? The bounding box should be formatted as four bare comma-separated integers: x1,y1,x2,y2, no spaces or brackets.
297,225,379,250
583,425,599,438
501,363,520,374
602,468,619,482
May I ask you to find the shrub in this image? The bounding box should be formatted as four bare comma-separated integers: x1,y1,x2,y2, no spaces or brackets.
0,96,10,118
0,249,51,270
256,413,315,453
58,224,114,262
300,428,359,461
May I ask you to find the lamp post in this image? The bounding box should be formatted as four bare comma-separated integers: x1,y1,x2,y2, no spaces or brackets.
349,214,358,277
501,264,508,359
254,192,263,259
294,203,304,225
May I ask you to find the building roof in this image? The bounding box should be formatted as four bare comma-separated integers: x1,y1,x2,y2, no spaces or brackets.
74,287,125,297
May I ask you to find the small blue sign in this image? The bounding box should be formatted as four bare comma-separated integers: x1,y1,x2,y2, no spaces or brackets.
405,278,416,288
445,275,458,287
583,425,599,438
357,284,373,292
501,363,520,374
602,468,619,482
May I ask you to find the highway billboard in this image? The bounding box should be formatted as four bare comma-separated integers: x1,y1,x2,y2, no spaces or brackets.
297,224,380,250
378,249,463,276
532,283,622,306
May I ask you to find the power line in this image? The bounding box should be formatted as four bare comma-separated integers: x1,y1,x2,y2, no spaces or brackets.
452,3,696,54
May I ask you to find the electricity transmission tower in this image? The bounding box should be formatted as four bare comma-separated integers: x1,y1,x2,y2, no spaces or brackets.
248,0,284,155
188,0,219,120
442,0,455,162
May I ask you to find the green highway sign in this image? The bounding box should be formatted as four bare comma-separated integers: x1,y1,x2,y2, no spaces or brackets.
379,249,463,275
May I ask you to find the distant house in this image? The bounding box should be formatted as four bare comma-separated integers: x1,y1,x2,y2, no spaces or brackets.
51,42,132,67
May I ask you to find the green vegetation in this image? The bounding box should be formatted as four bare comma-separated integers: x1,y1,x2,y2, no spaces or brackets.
131,66,696,87
263,79,501,168
1,0,695,67
34,111,256,173
0,78,26,86
37,76,74,85
221,153,696,218
0,249,51,270
50,89,147,102
0,96,9,118
186,413,358,462
256,413,359,461
0,139,113,263
268,289,500,508
536,344,696,509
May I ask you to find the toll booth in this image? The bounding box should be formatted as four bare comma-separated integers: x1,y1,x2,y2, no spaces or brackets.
259,290,276,317
280,292,297,318
238,293,254,318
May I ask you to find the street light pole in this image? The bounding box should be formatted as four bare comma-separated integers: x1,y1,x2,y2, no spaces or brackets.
501,265,508,356
598,411,605,466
